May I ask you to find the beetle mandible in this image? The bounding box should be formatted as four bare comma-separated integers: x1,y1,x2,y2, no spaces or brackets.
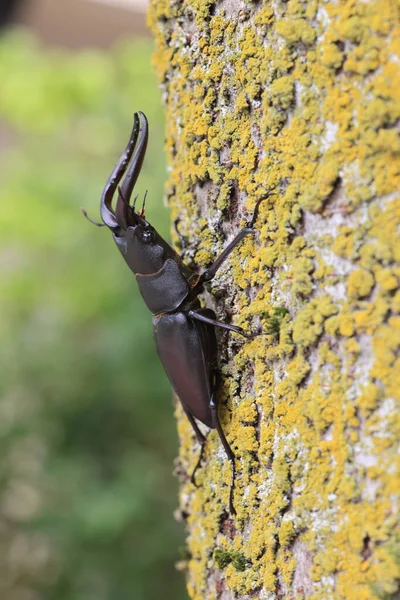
83,112,265,515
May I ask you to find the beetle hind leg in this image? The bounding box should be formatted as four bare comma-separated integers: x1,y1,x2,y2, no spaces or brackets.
183,408,207,485
209,372,237,516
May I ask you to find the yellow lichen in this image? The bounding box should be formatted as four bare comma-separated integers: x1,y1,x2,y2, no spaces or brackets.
287,353,311,385
276,19,316,45
320,42,344,69
348,270,375,299
269,76,294,110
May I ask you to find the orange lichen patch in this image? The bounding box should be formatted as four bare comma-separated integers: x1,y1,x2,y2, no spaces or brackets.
148,0,400,597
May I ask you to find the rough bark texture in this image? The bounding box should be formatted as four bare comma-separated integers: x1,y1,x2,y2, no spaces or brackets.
148,1,400,599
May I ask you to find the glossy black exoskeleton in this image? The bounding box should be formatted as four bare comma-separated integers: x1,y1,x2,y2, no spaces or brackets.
83,112,265,515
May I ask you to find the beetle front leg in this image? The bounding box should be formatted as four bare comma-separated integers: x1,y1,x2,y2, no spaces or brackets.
209,371,236,516
173,216,190,260
199,228,254,283
199,194,270,284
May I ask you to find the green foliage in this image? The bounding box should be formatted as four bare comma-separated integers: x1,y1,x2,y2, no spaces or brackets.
0,29,187,600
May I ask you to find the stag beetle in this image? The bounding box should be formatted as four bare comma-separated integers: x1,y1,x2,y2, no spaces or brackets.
83,112,265,515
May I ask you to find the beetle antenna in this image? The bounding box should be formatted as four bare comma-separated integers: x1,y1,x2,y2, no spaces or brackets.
81,208,105,227
132,194,139,212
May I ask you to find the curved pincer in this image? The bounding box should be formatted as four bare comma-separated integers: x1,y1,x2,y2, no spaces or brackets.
100,113,140,229
115,111,148,227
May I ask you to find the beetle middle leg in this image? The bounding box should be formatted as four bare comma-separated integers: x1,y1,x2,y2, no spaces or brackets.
189,309,253,339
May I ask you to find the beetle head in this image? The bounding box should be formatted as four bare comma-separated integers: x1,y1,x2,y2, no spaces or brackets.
84,111,174,275
111,189,174,275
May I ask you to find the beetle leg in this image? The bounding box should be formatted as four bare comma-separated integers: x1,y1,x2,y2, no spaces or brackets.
209,371,236,516
199,228,254,283
188,310,253,339
247,192,271,228
182,407,207,485
199,193,271,283
173,215,188,257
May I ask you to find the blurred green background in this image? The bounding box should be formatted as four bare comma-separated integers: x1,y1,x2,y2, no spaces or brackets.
0,28,187,600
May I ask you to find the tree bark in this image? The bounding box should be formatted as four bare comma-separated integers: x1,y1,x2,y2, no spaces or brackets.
148,1,400,599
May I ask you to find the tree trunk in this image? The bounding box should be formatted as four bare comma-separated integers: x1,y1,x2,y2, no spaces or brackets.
148,2,400,598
